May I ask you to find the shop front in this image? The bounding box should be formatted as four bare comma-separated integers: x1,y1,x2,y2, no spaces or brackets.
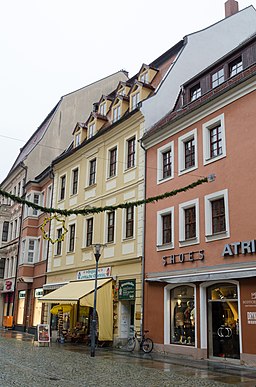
2,278,15,328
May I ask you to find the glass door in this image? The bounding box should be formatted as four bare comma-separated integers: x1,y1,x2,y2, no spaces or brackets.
208,284,240,360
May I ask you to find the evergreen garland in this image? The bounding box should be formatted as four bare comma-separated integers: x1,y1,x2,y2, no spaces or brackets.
0,177,208,216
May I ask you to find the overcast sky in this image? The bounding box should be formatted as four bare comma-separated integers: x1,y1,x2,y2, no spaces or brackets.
0,0,255,183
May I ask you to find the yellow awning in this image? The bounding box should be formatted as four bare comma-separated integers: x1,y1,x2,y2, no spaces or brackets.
40,278,113,341
40,278,111,303
50,304,73,315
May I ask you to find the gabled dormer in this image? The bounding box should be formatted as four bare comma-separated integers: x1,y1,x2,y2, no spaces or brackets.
111,95,129,123
116,81,131,97
85,112,108,139
98,95,113,117
138,64,158,85
72,122,87,148
129,79,154,112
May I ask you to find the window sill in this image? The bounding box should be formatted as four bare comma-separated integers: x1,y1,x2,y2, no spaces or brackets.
157,243,174,252
205,230,229,242
157,175,174,185
179,237,199,247
178,165,197,176
204,153,225,165
84,183,96,191
124,166,136,173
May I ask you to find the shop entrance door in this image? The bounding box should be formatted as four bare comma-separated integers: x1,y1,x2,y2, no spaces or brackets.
208,284,240,360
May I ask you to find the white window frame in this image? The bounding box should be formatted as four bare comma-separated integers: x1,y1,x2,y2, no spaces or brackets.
106,145,118,179
156,206,174,251
212,68,224,88
203,113,226,165
75,132,81,147
179,198,199,247
105,211,115,244
88,123,95,139
59,174,66,201
99,102,106,116
71,167,79,196
124,134,136,171
47,184,52,208
157,141,174,184
178,129,198,175
122,206,136,241
113,104,121,123
67,223,76,253
131,92,140,110
88,157,97,187
204,189,230,242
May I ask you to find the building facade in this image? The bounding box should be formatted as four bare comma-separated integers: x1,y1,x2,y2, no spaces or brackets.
142,33,256,366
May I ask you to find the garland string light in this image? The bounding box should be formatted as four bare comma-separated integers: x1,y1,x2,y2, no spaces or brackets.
40,214,68,244
0,177,208,217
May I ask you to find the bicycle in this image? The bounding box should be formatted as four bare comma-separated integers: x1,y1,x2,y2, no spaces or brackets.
126,328,153,353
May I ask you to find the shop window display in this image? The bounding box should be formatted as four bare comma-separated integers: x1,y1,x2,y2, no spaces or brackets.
171,286,195,345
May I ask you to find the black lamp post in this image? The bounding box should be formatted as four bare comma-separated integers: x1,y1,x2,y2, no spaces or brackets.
90,243,102,357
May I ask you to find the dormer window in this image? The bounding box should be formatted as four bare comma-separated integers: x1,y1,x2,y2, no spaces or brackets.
88,123,95,139
140,71,148,84
118,87,125,96
229,56,243,77
190,83,201,101
75,132,81,147
131,92,140,110
113,105,121,123
99,102,106,116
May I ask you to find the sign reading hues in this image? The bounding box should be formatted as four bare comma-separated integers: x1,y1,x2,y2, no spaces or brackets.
118,279,136,300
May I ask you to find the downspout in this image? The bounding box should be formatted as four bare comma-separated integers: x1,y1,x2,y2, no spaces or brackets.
13,162,27,328
139,138,146,336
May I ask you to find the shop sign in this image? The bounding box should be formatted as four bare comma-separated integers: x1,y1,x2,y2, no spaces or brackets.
247,312,256,325
35,288,43,298
37,324,50,343
77,267,111,280
118,280,136,300
222,240,256,257
4,280,14,292
162,250,204,266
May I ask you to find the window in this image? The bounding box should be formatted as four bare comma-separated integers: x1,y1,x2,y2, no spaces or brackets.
99,102,106,116
125,207,134,239
157,207,174,250
179,199,199,246
205,189,229,241
140,71,148,84
113,105,121,123
32,193,40,216
89,159,96,186
86,218,93,247
56,228,62,255
127,137,135,169
72,168,79,195
18,182,21,197
47,185,52,208
107,211,115,243
157,142,174,183
178,129,198,175
229,56,243,77
203,113,226,165
20,240,26,264
33,288,43,326
190,83,201,101
28,239,36,263
69,224,76,252
17,291,26,325
131,92,140,110
59,175,66,200
109,147,117,178
2,221,9,242
212,68,224,88
88,123,95,139
75,133,81,147
170,286,195,346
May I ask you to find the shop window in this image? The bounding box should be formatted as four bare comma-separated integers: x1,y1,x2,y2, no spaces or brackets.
17,290,26,325
170,286,195,346
33,288,43,326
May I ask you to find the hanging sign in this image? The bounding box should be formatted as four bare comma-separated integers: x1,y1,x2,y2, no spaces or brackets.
118,279,136,300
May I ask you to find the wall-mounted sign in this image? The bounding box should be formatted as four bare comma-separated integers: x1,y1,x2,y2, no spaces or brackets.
77,267,111,280
222,240,256,257
4,280,14,292
118,279,136,300
162,250,204,266
247,312,256,325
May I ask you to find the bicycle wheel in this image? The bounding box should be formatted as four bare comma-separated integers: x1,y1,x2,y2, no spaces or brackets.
126,337,136,352
142,338,153,353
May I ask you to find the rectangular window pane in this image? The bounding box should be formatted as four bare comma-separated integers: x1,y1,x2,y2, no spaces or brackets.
184,138,195,169
2,221,9,242
126,207,134,238
69,224,75,252
109,148,117,177
212,198,226,234
86,218,93,247
56,228,62,255
210,125,222,158
127,137,135,168
162,214,172,244
72,169,78,195
89,159,96,186
184,207,196,239
107,211,115,243
60,176,66,200
163,150,172,178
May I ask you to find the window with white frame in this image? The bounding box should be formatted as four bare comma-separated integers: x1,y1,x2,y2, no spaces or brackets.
212,68,224,88
2,221,9,242
125,207,134,239
47,184,52,208
178,129,197,175
89,158,96,186
157,207,174,250
32,193,40,216
99,102,106,116
131,92,140,110
204,189,230,241
203,113,226,165
113,105,121,123
157,141,174,183
126,137,136,169
107,211,115,243
75,132,81,147
88,123,95,139
190,83,201,101
59,175,66,201
56,228,62,256
20,240,26,264
86,218,93,247
140,71,148,84
109,147,117,178
26,238,40,264
71,168,79,195
68,224,76,252
229,56,243,77
179,199,199,246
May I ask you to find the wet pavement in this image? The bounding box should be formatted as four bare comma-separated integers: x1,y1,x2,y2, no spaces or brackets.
0,329,256,386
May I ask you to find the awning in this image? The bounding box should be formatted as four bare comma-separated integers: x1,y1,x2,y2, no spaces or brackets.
50,304,73,315
40,278,113,341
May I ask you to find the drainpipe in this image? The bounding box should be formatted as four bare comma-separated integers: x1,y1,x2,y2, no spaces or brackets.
139,138,146,336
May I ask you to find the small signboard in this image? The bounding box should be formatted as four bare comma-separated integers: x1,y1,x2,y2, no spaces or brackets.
37,324,50,343
77,267,111,280
118,279,136,300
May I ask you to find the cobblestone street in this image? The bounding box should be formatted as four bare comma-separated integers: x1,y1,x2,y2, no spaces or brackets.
0,331,256,387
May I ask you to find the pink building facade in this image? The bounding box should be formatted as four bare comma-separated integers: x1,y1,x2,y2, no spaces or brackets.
142,34,256,366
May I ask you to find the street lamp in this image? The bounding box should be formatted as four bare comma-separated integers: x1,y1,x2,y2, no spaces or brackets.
90,243,102,357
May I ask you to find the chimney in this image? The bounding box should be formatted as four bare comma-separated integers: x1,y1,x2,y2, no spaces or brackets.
225,0,239,17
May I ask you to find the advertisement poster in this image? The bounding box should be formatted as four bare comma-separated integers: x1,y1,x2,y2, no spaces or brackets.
37,324,50,343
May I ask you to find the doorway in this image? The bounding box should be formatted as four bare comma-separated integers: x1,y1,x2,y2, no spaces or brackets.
208,284,240,359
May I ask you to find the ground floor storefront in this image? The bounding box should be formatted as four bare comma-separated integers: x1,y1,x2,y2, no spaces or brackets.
145,269,256,367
